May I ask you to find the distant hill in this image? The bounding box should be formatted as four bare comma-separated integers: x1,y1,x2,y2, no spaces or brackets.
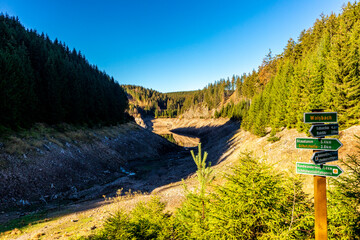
0,14,128,131
122,85,185,118
122,78,249,119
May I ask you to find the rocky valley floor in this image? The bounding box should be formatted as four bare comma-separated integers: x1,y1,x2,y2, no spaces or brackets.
1,118,359,239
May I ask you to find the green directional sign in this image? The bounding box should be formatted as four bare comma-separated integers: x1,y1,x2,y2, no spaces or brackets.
296,138,342,151
296,162,343,177
311,151,338,164
304,112,337,123
309,124,339,137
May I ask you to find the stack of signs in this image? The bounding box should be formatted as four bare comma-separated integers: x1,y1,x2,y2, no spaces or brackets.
296,112,343,177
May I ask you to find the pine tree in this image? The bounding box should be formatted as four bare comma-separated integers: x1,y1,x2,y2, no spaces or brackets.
177,143,213,239
208,153,314,239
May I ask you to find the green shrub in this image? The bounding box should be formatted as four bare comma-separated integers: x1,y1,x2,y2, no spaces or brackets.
86,196,176,240
328,135,360,239
176,152,313,239
206,153,314,239
160,134,177,144
79,139,360,240
267,136,280,143
176,144,213,239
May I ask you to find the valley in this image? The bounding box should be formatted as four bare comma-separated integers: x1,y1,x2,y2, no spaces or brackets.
1,117,359,239
0,118,238,239
2,3,360,238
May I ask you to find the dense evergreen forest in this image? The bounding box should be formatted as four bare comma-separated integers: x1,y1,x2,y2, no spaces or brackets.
0,14,128,131
3,1,360,136
121,85,186,118
126,2,360,137
242,2,360,136
123,77,250,119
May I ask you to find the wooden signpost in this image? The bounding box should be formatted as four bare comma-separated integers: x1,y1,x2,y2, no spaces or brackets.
296,110,343,240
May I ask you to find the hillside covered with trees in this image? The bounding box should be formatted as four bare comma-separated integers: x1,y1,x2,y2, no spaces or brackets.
0,14,128,131
122,85,187,118
126,2,360,137
4,2,360,138
242,2,360,136
123,77,249,119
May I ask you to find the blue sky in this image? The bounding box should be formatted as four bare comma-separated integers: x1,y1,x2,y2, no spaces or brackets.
0,0,349,92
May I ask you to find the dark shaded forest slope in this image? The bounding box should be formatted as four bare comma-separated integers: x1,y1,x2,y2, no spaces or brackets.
0,14,128,131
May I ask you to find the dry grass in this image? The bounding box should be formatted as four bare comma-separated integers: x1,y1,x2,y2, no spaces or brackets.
0,189,155,240
5,136,33,154
0,122,136,156
212,124,360,196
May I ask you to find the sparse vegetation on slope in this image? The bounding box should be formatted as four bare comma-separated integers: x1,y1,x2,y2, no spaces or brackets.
2,122,360,239
80,144,360,240
0,122,182,211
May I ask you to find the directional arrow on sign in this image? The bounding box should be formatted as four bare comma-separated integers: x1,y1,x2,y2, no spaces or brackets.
296,138,342,151
309,124,339,137
311,151,339,164
296,162,343,177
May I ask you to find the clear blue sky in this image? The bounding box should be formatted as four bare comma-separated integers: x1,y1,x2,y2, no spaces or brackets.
0,0,349,93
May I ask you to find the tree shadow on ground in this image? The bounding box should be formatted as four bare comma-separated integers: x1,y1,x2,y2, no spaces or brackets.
0,120,241,234
170,119,241,165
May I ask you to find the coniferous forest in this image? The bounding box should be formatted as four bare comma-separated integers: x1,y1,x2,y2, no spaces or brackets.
122,85,187,118
123,78,246,119
0,14,128,131
124,2,360,138
1,2,360,239
242,2,360,136
3,2,360,135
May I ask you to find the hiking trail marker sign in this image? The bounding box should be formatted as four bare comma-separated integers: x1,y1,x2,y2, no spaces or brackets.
295,138,342,151
311,151,338,164
297,110,342,240
309,123,339,137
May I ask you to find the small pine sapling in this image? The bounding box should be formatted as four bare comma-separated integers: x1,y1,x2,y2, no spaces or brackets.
190,143,213,220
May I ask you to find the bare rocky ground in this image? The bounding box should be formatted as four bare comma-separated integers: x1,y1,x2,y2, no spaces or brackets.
0,118,239,239
0,122,183,218
1,118,359,239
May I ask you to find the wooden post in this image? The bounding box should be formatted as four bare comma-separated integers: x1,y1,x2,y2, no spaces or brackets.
312,109,327,240
314,175,327,239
